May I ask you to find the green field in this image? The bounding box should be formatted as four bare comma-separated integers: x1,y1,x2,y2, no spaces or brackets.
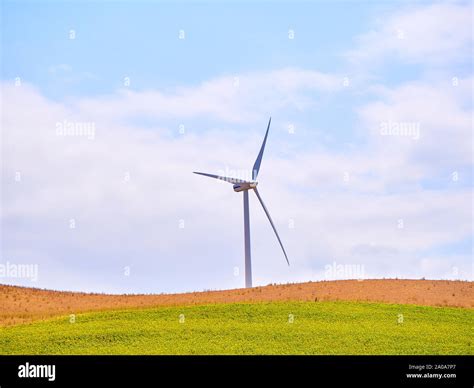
0,301,472,355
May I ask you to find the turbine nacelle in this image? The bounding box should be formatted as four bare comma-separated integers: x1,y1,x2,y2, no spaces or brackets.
233,181,258,192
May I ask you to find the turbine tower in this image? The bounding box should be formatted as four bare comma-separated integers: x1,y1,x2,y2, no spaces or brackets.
194,117,289,288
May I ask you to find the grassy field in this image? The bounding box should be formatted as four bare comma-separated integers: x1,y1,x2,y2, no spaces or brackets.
0,301,472,355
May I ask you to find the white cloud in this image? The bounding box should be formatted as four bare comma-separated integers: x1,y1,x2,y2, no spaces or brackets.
76,67,344,124
357,77,473,172
346,2,473,66
1,65,472,292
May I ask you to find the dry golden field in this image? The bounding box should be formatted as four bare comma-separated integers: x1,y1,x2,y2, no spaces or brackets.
0,279,472,327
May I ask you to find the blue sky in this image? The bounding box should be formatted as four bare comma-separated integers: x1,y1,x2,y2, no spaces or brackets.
3,2,375,94
1,1,472,293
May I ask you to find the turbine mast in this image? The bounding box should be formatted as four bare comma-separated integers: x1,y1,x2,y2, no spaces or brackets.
243,190,252,288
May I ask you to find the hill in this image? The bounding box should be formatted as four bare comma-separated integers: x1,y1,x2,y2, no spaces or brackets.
0,279,472,326
1,301,472,355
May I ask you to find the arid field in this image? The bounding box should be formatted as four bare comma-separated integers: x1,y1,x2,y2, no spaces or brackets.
1,279,472,327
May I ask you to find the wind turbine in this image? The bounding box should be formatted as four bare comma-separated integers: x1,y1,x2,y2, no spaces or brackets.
193,117,289,288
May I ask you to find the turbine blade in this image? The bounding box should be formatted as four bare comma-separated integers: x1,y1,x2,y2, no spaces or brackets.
253,187,290,266
252,117,271,180
193,171,248,184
